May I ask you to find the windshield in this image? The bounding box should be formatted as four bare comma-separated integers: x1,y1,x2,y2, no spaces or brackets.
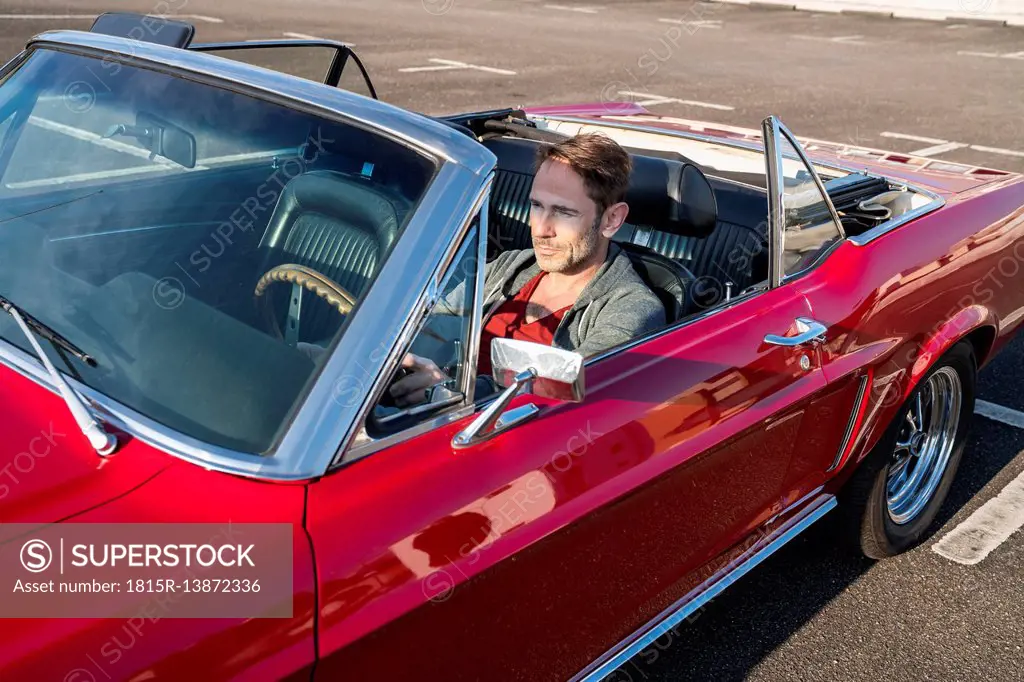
0,48,437,453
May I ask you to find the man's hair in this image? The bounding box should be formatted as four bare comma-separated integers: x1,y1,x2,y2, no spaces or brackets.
534,133,633,217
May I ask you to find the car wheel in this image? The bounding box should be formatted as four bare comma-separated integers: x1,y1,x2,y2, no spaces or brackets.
842,342,976,559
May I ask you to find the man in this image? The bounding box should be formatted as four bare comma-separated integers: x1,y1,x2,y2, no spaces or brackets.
388,132,666,407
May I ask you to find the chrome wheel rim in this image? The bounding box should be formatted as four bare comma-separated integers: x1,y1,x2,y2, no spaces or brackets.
886,367,962,525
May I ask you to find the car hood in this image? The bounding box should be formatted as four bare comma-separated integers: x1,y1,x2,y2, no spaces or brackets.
0,361,170,535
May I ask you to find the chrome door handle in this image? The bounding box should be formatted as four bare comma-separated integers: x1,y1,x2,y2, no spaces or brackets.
764,317,827,347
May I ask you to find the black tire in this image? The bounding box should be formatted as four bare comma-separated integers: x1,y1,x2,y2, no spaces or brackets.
840,341,977,559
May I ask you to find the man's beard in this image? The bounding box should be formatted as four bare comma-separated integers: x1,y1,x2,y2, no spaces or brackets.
534,217,602,275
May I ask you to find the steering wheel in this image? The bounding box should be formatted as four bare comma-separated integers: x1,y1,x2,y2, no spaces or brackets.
254,263,357,344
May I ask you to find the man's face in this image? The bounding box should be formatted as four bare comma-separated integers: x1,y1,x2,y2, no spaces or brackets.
529,159,606,274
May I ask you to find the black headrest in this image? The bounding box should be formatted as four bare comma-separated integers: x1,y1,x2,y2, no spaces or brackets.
90,12,195,48
482,137,718,238
625,153,718,238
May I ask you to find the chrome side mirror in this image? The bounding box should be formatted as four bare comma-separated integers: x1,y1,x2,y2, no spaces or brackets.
491,338,585,402
452,338,585,449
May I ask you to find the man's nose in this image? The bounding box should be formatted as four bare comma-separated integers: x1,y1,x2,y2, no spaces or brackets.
531,209,557,239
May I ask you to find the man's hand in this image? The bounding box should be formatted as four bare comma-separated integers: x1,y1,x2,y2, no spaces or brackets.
389,353,450,408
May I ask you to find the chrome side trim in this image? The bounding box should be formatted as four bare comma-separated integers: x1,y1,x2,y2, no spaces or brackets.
570,494,838,682
828,374,870,473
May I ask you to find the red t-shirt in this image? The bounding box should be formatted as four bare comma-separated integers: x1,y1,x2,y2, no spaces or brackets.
478,272,571,377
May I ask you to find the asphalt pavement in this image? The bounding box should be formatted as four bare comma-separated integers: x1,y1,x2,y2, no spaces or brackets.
1,1,1023,679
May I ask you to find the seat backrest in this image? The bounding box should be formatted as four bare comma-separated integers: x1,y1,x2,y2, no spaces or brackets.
490,164,536,254
643,219,766,310
639,178,768,308
616,241,693,322
258,170,400,342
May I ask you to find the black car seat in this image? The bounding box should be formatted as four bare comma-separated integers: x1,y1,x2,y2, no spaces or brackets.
256,170,400,342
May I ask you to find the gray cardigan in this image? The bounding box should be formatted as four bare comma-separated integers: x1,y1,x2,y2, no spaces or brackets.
473,243,666,358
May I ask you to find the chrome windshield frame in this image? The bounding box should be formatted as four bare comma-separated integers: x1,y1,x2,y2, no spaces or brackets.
337,174,495,466
762,116,787,289
0,30,496,481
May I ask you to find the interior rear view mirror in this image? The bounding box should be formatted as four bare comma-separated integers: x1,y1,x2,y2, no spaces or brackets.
103,112,197,169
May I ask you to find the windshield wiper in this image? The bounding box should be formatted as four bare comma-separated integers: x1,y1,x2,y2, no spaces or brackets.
0,296,117,456
0,295,97,366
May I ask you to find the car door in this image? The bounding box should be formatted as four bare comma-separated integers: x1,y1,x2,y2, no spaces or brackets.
757,116,885,491
306,163,848,681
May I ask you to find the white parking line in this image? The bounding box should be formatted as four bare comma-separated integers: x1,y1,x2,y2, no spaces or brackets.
793,34,868,45
972,145,1024,159
0,13,223,23
618,90,734,111
184,15,224,24
908,141,969,158
399,58,516,75
976,400,1024,430
958,50,1024,60
544,4,602,13
658,18,723,28
399,65,462,73
880,131,948,145
929,400,1024,565
282,32,326,41
933,468,1024,565
881,132,1024,161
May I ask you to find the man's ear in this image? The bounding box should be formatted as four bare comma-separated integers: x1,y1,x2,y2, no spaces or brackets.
599,201,630,239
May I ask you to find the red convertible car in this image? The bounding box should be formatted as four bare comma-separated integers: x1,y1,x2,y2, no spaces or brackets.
1,13,1023,682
